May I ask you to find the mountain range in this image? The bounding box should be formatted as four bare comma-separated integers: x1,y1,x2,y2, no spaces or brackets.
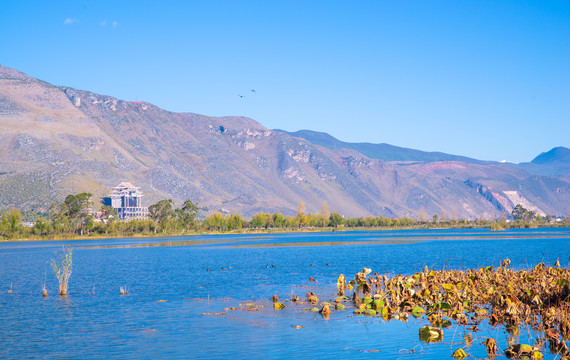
0,65,568,219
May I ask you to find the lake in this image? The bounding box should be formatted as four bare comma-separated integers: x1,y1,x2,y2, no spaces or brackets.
1,228,569,359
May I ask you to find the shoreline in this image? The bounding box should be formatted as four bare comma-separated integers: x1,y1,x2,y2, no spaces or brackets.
2,223,567,242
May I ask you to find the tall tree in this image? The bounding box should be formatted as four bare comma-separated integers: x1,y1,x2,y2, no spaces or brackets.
252,212,271,229
56,193,93,234
321,201,330,227
177,199,198,230
7,209,21,234
149,199,174,231
329,212,344,228
272,212,286,228
297,201,308,228
101,205,118,224
227,214,243,230
203,212,225,231
297,201,306,217
512,204,535,221
33,217,50,236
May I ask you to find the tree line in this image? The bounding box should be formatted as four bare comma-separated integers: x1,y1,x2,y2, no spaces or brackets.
0,195,567,240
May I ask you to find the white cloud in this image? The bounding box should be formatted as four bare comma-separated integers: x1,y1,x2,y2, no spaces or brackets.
100,20,118,28
64,18,78,25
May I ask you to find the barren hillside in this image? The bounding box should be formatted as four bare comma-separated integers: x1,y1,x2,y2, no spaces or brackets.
1,65,568,218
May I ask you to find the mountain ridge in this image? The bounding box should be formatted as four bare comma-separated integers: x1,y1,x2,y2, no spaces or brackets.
275,129,492,164
1,64,569,218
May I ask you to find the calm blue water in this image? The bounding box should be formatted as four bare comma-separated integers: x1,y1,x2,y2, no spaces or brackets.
1,228,569,359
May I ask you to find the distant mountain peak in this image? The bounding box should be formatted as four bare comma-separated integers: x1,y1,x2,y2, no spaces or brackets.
531,146,570,165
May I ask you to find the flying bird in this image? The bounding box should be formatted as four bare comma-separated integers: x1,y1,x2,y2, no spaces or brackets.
250,89,256,93
237,95,245,98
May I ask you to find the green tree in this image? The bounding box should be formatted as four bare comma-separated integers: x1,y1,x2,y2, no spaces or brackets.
512,204,526,220
252,212,271,229
85,217,95,234
308,213,324,227
272,212,286,228
33,217,51,236
149,199,174,231
203,212,225,231
177,199,198,230
227,214,243,230
55,193,93,234
512,204,535,222
377,216,392,227
329,212,344,228
286,216,300,228
7,209,22,234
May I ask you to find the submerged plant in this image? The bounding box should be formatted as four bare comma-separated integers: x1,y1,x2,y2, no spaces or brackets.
51,247,72,295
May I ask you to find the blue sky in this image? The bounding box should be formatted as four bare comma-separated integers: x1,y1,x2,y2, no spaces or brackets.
1,1,569,163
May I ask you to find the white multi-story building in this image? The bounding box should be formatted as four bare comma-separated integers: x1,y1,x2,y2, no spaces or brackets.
110,182,149,220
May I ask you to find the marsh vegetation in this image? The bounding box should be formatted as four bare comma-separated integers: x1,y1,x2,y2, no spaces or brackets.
237,262,570,359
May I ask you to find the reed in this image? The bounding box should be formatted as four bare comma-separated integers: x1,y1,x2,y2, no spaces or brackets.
42,270,48,297
51,247,72,295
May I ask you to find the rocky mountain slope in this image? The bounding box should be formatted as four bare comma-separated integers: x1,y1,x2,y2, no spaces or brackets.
1,65,568,218
275,129,487,163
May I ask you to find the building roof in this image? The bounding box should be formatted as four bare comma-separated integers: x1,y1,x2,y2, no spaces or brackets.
112,181,140,190
109,182,144,197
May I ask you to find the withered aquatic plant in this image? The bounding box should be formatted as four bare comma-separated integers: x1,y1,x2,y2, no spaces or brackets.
51,247,72,296
262,260,570,359
42,270,48,297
